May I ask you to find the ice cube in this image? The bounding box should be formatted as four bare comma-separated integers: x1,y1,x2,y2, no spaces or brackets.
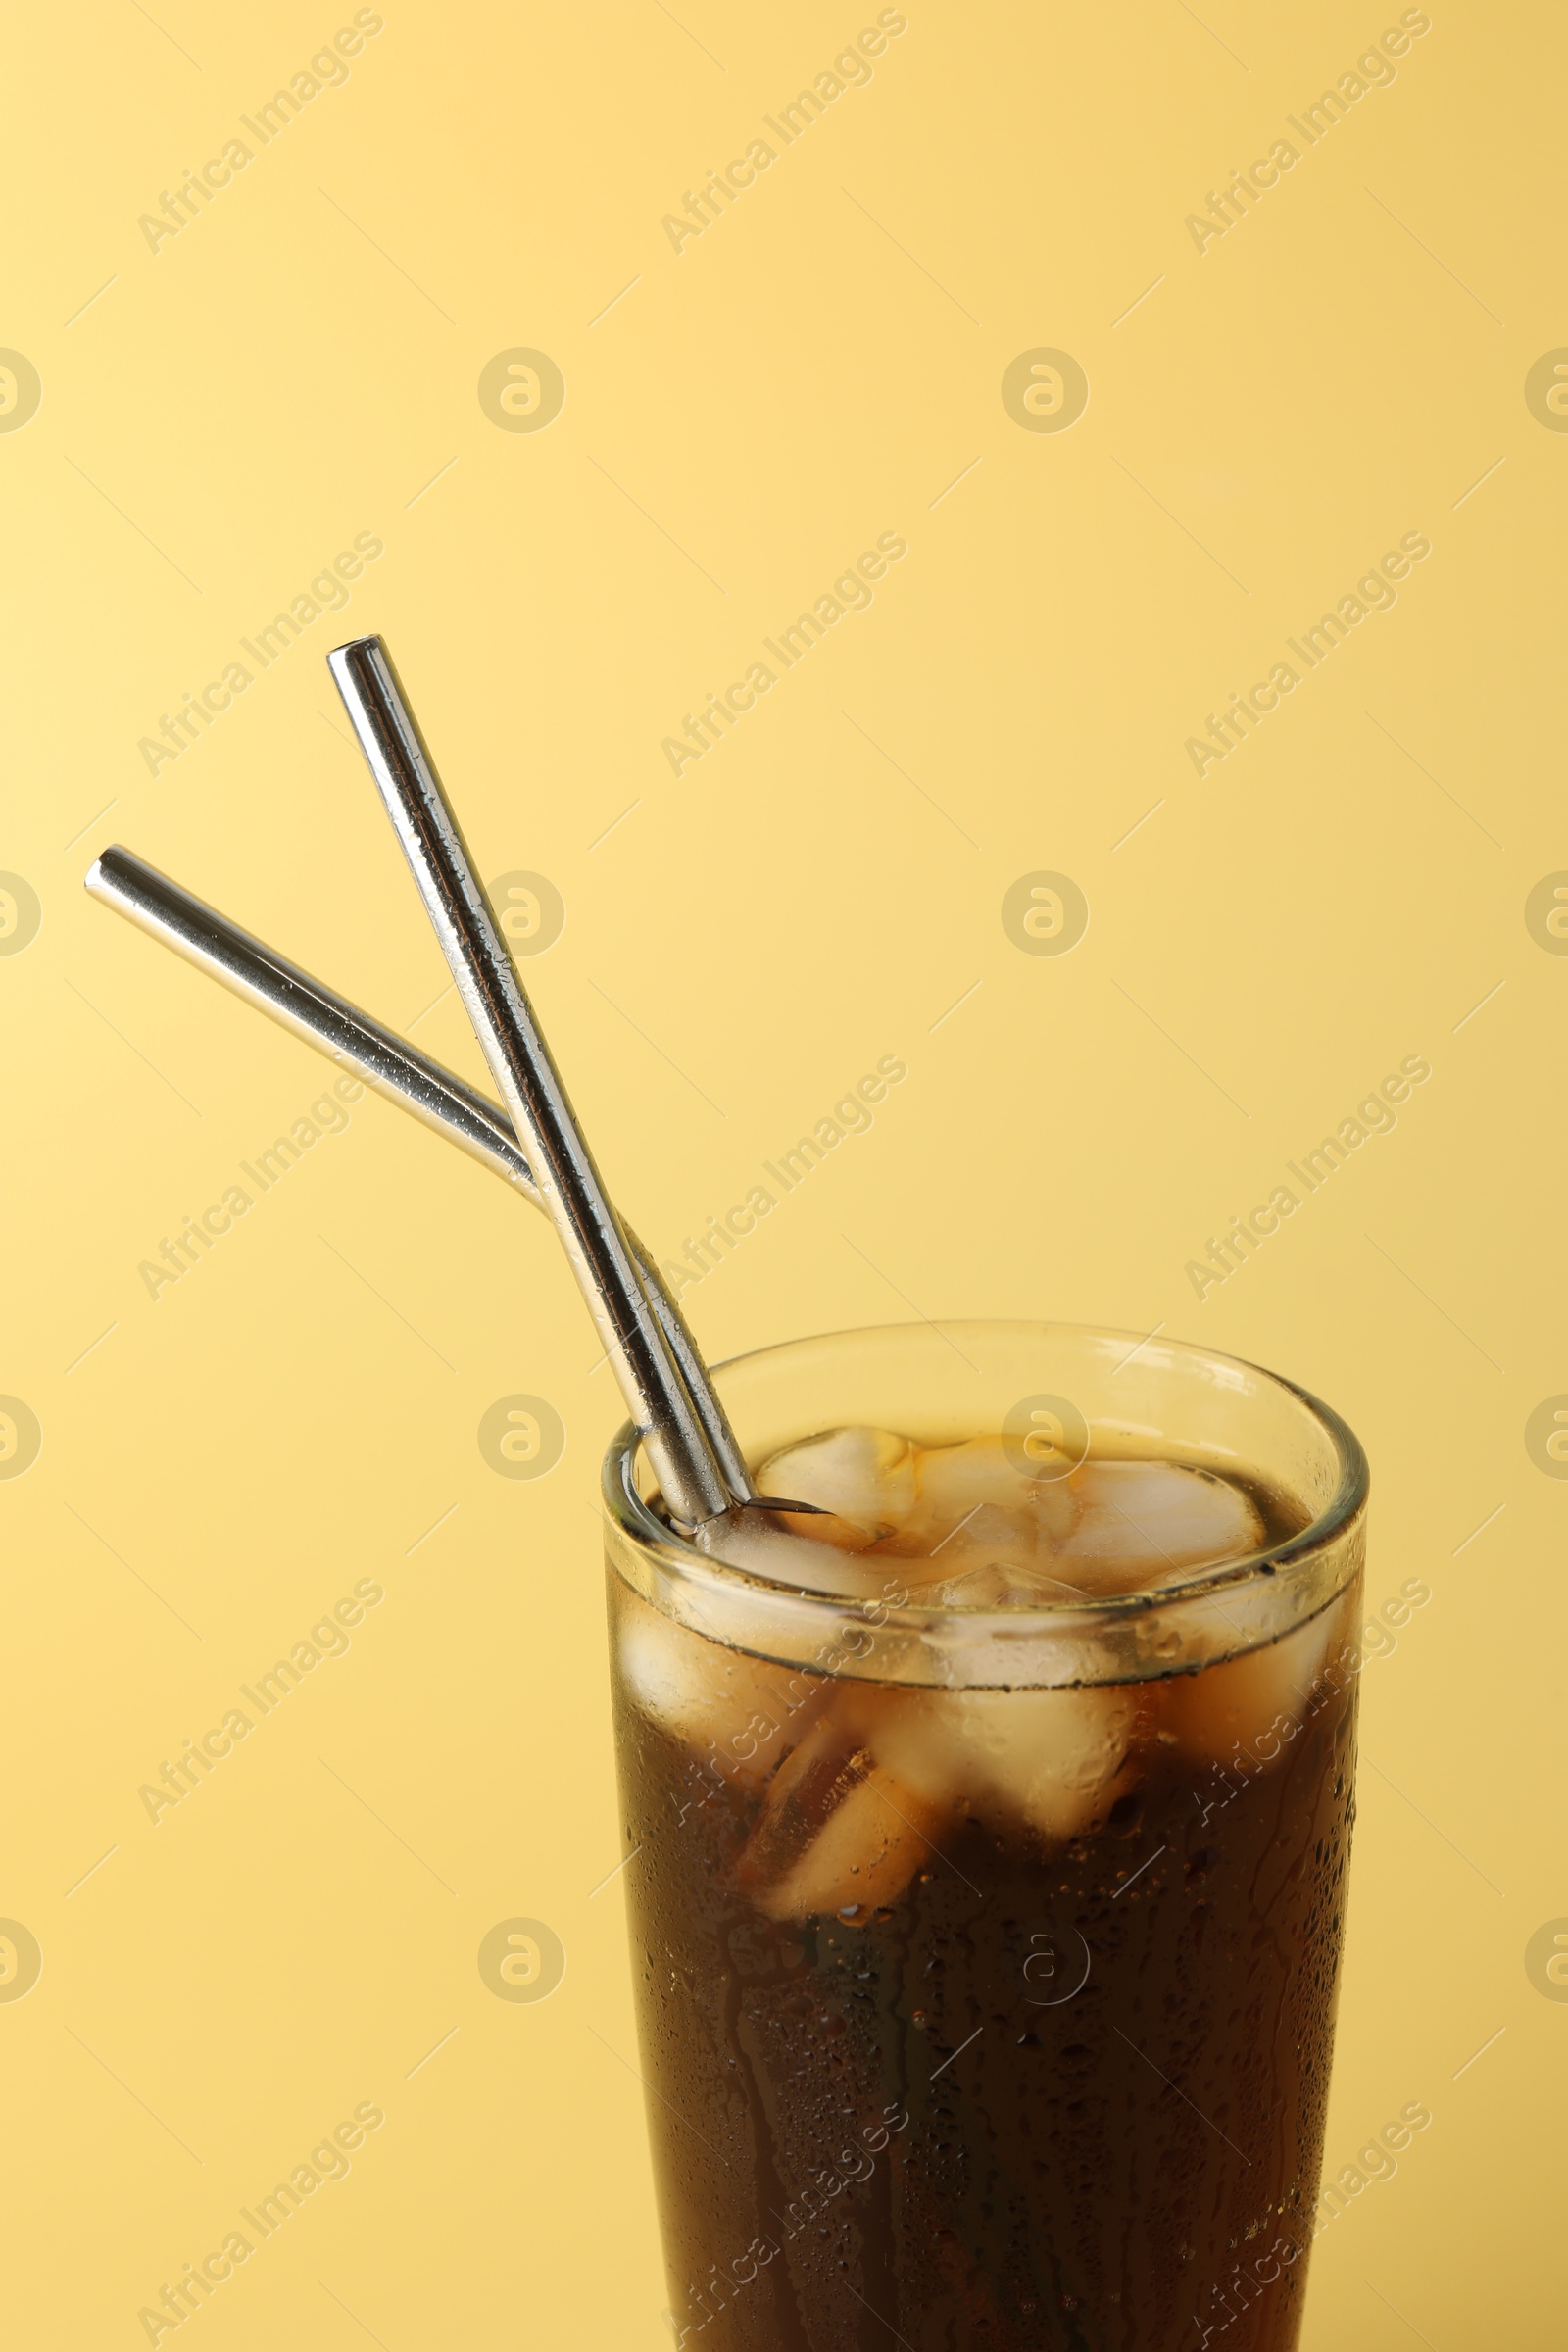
905,1436,1078,1547
754,1426,917,1544
1055,1461,1263,1592
753,1765,940,1921
735,1694,940,1920
616,1590,819,1790
932,1559,1037,1609
698,1507,892,1601
761,1506,878,1556
930,1550,1094,1609
868,1682,1143,1845
873,1437,1081,1598
1162,1589,1353,1768
898,1494,1054,1586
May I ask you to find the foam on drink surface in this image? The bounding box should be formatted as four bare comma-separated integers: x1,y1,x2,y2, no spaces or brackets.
621,1425,1343,1926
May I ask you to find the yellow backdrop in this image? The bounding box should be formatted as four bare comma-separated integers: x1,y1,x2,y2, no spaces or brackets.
3,2,1562,2343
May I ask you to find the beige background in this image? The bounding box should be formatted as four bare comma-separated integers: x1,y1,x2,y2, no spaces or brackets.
3,1,1564,2342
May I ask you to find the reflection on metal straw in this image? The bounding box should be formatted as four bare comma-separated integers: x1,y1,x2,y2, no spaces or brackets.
83,843,772,1510
86,849,528,1185
330,636,737,1528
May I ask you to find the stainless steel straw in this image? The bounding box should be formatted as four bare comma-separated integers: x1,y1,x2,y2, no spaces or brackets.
329,636,732,1529
86,848,533,1191
84,843,783,1513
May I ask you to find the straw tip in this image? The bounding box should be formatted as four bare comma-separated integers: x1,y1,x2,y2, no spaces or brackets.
84,840,140,893
328,634,385,667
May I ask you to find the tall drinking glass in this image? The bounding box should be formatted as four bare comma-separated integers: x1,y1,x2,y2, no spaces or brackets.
604,1322,1368,2352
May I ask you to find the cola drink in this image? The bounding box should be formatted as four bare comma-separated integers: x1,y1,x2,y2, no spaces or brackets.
605,1352,1365,2352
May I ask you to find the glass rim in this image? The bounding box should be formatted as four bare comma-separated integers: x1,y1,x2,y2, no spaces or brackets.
602,1317,1370,1637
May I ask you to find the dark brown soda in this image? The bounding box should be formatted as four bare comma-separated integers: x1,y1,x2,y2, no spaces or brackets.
612,1550,1358,2350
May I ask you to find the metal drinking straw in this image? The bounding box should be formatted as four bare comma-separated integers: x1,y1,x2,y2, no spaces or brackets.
84,843,786,1514
86,848,534,1192
329,636,736,1529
